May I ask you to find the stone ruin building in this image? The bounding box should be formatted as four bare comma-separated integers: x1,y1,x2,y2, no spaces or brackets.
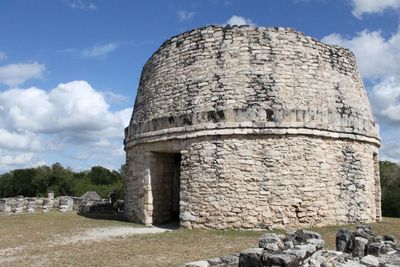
124,25,381,229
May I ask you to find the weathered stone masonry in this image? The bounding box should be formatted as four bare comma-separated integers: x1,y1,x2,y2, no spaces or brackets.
124,25,381,229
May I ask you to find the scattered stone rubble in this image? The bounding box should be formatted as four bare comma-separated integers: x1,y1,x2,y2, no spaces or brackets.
181,226,400,267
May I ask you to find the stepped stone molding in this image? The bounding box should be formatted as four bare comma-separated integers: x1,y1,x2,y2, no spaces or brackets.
124,25,381,229
125,108,379,146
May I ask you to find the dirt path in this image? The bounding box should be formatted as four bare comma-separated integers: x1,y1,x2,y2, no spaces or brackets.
0,225,172,265
59,226,171,244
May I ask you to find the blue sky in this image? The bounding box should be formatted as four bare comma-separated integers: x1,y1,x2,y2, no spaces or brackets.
1,0,400,173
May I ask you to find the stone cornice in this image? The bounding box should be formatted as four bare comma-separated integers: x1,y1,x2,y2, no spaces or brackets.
125,107,380,147
124,124,380,148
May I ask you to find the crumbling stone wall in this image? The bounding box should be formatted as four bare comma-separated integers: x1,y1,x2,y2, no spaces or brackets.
0,194,89,215
124,25,381,229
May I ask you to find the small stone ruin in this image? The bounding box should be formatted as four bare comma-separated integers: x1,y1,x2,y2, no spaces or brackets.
0,193,61,214
181,226,400,267
0,192,106,215
0,192,125,216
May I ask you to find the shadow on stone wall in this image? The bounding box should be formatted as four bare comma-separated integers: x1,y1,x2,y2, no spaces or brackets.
77,199,126,222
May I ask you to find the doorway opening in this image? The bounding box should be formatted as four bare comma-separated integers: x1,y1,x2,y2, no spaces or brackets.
150,152,181,225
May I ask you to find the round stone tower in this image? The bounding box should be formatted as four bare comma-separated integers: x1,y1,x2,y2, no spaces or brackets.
124,25,381,229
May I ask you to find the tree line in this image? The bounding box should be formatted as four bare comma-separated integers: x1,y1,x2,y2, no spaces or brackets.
0,163,125,199
380,160,400,217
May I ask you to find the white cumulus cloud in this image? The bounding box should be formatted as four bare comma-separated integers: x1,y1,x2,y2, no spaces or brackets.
65,0,97,10
225,15,256,26
177,10,195,22
0,129,40,152
0,153,35,167
381,140,400,162
0,81,130,134
369,77,400,125
0,80,132,173
0,62,45,87
351,0,400,18
82,43,119,57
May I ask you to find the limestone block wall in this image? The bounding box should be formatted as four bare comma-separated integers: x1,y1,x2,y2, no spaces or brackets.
125,134,380,229
179,136,379,229
126,25,379,145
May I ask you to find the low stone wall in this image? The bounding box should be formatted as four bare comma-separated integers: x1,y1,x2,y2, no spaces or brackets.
181,226,400,267
0,194,124,216
0,193,94,215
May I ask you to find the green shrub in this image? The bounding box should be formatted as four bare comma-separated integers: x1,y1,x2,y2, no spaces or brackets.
380,160,400,217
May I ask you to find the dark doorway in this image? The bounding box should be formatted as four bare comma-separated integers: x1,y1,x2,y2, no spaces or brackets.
150,152,181,225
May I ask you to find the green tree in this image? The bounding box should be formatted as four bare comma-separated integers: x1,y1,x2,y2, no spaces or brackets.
0,163,124,198
48,162,75,196
0,172,13,197
88,166,120,185
380,160,400,217
32,165,52,196
11,168,36,196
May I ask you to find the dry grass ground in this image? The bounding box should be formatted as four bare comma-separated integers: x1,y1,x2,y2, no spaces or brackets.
0,212,399,267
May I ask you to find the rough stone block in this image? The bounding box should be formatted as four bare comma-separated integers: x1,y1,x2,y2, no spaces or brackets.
238,248,263,267
259,233,284,251
360,255,379,267
336,229,353,252
367,243,383,257
184,260,210,267
220,253,239,266
261,251,299,267
353,237,368,258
